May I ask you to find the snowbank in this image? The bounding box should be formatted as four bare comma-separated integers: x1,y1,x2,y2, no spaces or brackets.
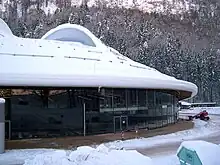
0,149,57,165
177,141,220,165
23,144,152,165
179,107,220,115
106,119,220,149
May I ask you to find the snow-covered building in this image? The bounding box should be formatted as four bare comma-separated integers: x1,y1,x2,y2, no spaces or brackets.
0,18,198,139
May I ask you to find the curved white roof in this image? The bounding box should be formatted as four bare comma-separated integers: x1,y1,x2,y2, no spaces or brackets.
0,19,13,37
0,19,198,100
41,23,106,49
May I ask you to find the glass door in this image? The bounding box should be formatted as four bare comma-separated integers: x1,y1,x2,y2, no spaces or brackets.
121,116,128,131
114,116,121,132
113,116,128,133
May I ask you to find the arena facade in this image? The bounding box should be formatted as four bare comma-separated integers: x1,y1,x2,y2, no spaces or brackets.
0,19,198,139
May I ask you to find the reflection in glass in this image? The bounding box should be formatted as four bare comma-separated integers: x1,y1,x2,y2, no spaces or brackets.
8,88,179,139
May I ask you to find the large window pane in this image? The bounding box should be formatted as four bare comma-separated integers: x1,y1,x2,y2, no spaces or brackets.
113,89,126,108
100,88,113,109
138,89,147,107
7,87,180,139
148,90,155,117
127,89,137,107
10,89,84,139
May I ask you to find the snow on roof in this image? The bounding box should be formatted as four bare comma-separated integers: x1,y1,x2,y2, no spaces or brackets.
0,18,198,99
0,98,5,104
41,23,106,49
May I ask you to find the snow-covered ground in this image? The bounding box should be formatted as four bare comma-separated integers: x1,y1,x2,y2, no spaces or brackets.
178,141,220,165
179,107,220,115
1,108,220,165
0,145,153,165
1,140,220,165
24,145,153,165
151,141,220,165
150,108,220,165
104,107,220,150
152,154,180,165
150,140,220,165
0,149,57,165
179,107,220,120
106,118,220,149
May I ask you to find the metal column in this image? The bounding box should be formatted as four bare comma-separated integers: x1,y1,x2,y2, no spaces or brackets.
0,98,5,154
83,102,86,136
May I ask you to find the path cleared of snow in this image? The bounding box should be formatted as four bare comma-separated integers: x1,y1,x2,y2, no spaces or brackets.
152,141,220,165
152,154,180,165
106,118,220,149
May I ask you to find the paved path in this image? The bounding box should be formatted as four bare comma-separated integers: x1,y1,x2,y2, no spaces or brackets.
137,132,220,157
137,115,220,157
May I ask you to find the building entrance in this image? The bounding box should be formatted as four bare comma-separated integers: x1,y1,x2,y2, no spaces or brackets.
113,116,128,133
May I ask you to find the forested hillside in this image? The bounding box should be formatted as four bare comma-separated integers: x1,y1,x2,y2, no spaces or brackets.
1,0,220,103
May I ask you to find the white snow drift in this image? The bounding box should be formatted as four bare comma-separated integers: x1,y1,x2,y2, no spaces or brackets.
152,141,220,165
12,145,153,165
1,141,220,165
177,141,220,165
106,119,220,149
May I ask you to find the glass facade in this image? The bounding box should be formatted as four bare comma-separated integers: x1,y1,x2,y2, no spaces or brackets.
4,88,179,139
